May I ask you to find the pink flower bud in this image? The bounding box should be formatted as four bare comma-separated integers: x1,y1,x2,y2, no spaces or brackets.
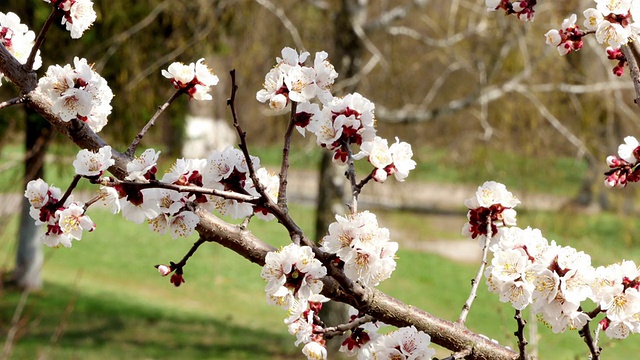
156,264,172,276
606,155,621,167
604,176,617,188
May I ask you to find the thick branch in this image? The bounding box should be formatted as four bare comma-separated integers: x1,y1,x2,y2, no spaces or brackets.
621,44,640,110
195,208,517,360
0,43,38,95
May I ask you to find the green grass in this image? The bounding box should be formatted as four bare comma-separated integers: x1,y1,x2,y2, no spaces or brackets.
4,202,640,359
1,205,310,360
0,140,637,359
375,207,640,358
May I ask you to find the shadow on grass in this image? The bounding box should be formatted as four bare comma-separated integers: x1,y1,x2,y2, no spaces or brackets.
0,282,298,360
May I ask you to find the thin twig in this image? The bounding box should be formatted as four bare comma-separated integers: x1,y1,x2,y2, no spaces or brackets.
321,314,375,339
126,89,184,157
277,101,297,209
226,70,272,221
0,96,27,110
26,7,60,71
343,143,359,212
513,309,528,360
353,172,374,197
594,321,602,354
227,70,262,192
173,237,207,269
56,175,82,208
96,177,261,204
458,218,492,324
586,305,602,320
578,321,600,360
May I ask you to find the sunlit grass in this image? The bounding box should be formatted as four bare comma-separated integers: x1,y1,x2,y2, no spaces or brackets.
1,205,311,360
0,141,637,359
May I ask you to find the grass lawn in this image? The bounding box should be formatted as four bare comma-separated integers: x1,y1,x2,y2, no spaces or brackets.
1,205,305,360
1,141,639,359
3,200,640,359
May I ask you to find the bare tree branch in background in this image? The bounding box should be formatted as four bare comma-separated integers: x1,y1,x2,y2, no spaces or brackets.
254,0,306,50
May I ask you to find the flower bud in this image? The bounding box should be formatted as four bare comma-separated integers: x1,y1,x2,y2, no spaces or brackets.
155,264,172,276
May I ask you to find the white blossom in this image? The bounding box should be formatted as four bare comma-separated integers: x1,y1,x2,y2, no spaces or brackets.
261,244,326,309
38,57,113,133
73,146,114,177
0,12,41,86
63,0,97,39
126,149,161,181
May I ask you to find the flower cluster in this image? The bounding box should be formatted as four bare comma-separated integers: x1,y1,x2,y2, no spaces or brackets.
604,136,640,188
256,47,338,110
37,57,113,133
155,263,186,287
126,148,160,181
321,211,398,287
303,93,377,163
25,178,95,248
261,243,327,309
354,136,417,182
593,260,640,339
287,299,329,360
485,227,594,333
202,147,278,220
583,1,640,48
607,46,627,76
339,307,384,358
261,244,329,359
162,58,219,100
471,183,640,338
485,0,537,21
257,48,417,181
43,0,97,39
339,309,435,360
112,154,200,238
542,1,640,75
0,12,41,86
462,181,520,248
106,146,278,238
544,14,585,56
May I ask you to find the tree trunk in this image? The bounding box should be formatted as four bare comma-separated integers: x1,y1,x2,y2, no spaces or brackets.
12,109,52,290
315,0,368,354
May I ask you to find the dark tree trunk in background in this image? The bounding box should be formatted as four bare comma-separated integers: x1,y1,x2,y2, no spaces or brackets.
315,0,367,354
12,109,52,290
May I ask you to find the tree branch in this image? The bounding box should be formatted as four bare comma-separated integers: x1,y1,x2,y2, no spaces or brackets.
126,89,184,157
320,314,375,339
26,7,60,71
458,220,492,324
0,96,28,110
514,309,528,360
621,43,640,110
